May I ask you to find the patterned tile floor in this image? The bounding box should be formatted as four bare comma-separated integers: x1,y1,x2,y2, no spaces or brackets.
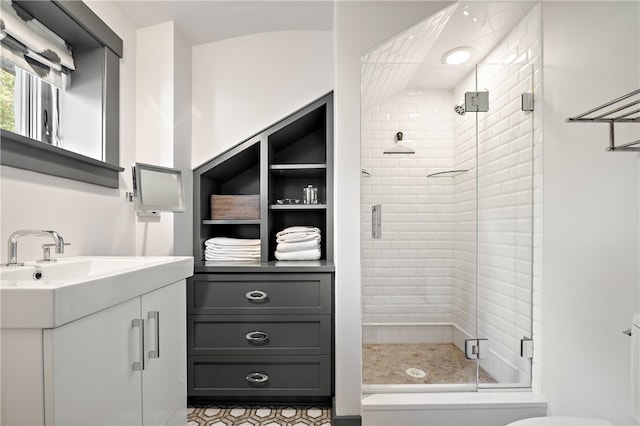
187,405,331,426
363,343,496,385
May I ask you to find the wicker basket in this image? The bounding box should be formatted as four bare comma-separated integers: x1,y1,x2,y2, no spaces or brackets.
211,194,260,220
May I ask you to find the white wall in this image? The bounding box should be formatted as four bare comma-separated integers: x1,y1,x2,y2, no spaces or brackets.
191,31,334,167
134,22,192,256
541,2,640,424
135,22,175,256
0,1,138,262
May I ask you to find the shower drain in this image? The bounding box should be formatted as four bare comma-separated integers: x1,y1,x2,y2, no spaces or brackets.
405,368,427,379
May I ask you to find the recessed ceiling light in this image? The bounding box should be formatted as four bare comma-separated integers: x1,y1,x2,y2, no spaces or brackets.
442,47,473,65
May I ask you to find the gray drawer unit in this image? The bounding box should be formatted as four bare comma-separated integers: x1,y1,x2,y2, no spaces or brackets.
186,271,334,402
187,273,332,314
188,355,331,397
189,314,331,355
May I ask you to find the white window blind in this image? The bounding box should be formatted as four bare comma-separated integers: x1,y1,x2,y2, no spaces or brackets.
0,0,75,87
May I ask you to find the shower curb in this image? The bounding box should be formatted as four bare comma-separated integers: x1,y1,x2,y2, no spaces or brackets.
362,392,547,426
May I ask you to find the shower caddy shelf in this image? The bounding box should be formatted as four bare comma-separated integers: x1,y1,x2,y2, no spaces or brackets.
426,169,468,178
566,88,640,151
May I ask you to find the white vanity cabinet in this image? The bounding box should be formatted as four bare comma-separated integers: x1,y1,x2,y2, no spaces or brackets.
1,255,193,426
45,296,143,425
140,282,187,426
43,280,186,426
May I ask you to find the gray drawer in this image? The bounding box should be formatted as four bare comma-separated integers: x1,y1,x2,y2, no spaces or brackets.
187,273,332,314
188,355,331,397
188,314,331,355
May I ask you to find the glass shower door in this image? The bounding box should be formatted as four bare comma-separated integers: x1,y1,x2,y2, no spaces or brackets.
360,59,536,390
474,62,536,388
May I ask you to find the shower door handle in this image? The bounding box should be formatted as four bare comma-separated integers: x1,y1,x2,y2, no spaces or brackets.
372,204,381,239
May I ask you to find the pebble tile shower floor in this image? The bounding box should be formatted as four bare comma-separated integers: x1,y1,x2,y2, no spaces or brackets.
363,343,496,384
187,405,331,426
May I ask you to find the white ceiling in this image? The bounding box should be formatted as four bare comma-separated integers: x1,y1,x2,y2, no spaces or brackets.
112,0,334,45
360,1,537,109
414,1,537,87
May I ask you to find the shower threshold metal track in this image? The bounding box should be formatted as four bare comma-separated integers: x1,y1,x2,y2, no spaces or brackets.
566,88,640,151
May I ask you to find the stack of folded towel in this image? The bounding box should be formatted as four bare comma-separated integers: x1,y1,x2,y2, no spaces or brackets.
204,237,260,261
274,226,321,261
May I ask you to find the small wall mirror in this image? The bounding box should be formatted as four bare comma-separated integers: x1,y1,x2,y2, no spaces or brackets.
132,162,185,214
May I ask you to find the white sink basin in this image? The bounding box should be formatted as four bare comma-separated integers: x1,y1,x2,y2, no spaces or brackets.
1,256,193,328
1,257,170,283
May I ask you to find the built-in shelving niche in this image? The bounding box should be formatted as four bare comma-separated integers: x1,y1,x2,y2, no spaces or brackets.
194,138,261,258
193,92,333,264
266,101,330,261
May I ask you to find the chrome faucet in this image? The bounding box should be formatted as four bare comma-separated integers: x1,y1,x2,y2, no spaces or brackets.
6,230,68,266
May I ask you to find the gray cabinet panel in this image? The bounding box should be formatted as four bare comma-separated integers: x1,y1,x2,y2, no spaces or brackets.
188,355,331,397
188,314,331,355
187,273,331,314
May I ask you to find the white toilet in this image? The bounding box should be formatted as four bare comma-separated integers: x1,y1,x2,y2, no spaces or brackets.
507,314,640,426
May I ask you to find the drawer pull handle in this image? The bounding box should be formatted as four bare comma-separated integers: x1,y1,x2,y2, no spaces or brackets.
246,372,269,384
245,290,268,302
246,331,269,343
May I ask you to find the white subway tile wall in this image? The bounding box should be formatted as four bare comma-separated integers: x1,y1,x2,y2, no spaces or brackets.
362,89,456,325
361,4,542,387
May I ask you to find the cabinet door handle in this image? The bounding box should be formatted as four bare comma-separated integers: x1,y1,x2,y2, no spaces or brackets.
245,331,269,344
132,319,145,371
148,311,160,359
245,290,268,302
246,372,269,384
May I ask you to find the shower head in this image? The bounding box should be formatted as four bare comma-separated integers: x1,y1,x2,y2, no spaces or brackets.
454,103,466,116
383,131,415,155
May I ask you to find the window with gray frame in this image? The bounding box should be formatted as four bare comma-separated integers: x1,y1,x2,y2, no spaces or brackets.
0,0,124,188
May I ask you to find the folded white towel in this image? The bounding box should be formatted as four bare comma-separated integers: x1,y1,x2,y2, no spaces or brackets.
206,246,260,253
276,226,320,238
204,257,260,263
205,237,260,247
276,239,321,253
276,233,321,244
274,249,321,261
205,252,260,259
205,252,260,260
205,257,260,262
